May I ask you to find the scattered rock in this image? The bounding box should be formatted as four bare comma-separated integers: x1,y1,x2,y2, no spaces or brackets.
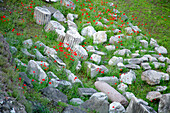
109,102,125,113
90,54,101,64
155,46,168,54
44,20,65,32
67,13,78,21
53,10,66,22
123,92,135,100
108,56,123,66
72,44,88,60
78,88,97,97
152,62,165,69
117,83,128,92
146,91,162,101
141,70,169,85
96,76,118,85
62,105,86,113
94,81,128,107
93,31,107,44
125,64,140,69
105,45,115,51
27,60,48,82
23,39,33,48
156,86,167,92
126,96,157,113
44,46,57,56
19,72,33,88
90,92,108,101
114,49,131,56
34,6,51,25
79,96,109,113
70,98,84,105
81,26,96,37
86,45,95,52
125,27,133,34
140,40,148,48
158,93,170,113
21,48,35,58
40,86,68,103
141,63,151,70
109,34,125,44
33,49,47,61
158,56,166,62
10,46,17,55
120,70,136,84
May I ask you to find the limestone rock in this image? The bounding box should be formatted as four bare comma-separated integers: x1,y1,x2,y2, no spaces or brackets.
44,46,57,56
86,45,95,52
140,40,148,48
23,39,33,49
70,98,84,105
90,92,108,101
34,6,51,25
27,60,48,82
105,45,115,51
61,0,76,10
126,96,157,113
94,81,128,107
125,64,140,69
123,92,135,100
93,31,107,44
108,56,123,66
40,86,68,103
141,63,151,70
156,86,167,92
155,46,168,54
21,48,35,58
146,91,162,101
53,10,66,22
96,76,118,85
120,70,136,84
79,96,109,113
114,49,131,56
78,88,97,97
72,44,88,60
33,49,47,61
125,27,133,34
150,38,159,47
158,93,170,113
90,54,101,64
81,26,96,37
152,62,165,69
67,13,78,21
109,102,125,113
109,34,125,44
44,20,65,32
48,78,72,89
141,70,169,85
117,83,128,93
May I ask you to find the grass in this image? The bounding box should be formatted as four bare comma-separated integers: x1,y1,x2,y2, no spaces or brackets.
0,0,170,112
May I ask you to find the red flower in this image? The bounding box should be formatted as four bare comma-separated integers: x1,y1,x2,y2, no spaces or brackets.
30,6,32,8
42,79,45,81
32,79,34,82
24,84,26,86
19,77,21,80
49,82,51,84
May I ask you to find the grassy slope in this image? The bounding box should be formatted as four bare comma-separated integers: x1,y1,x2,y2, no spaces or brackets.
0,0,170,112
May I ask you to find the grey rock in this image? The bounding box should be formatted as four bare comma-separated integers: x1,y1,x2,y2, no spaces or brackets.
146,91,162,101
70,98,84,105
44,46,57,56
123,92,135,100
105,45,115,51
48,78,72,90
156,86,167,92
158,93,170,113
10,46,17,55
155,46,168,54
117,62,125,68
19,72,33,88
61,0,76,10
90,54,101,64
34,6,51,25
152,54,163,58
120,70,136,84
94,50,107,56
72,44,88,60
47,71,59,80
44,20,65,32
125,58,141,64
21,48,35,58
139,56,148,62
150,38,159,47
86,45,95,52
67,13,78,21
53,10,66,22
152,62,165,69
93,31,107,44
140,40,148,48
158,56,166,62
125,64,140,69
14,58,27,67
27,60,48,82
90,92,108,101
141,70,169,85
95,81,128,107
62,105,87,113
114,49,131,56
167,65,170,73
40,86,68,103
76,61,81,70
125,27,133,34
109,34,125,44
126,96,157,113
131,53,140,58
78,88,97,97
131,26,141,32
79,96,109,113
96,76,118,85
42,6,57,14
81,26,96,37
117,83,128,93
109,102,125,113
141,63,151,70
33,49,47,61
34,41,46,48
67,20,78,31
85,61,100,78
108,56,123,66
